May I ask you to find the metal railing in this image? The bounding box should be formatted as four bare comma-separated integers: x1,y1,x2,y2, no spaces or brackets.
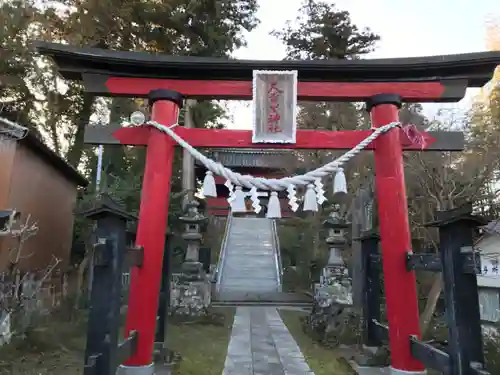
271,219,283,292
215,212,233,293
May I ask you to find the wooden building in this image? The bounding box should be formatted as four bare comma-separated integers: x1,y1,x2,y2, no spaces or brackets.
0,122,88,272
476,219,500,325
195,148,296,217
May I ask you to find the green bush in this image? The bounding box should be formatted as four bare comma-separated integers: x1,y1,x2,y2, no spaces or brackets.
484,330,500,373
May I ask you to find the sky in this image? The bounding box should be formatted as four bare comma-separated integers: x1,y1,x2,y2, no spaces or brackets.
225,0,499,130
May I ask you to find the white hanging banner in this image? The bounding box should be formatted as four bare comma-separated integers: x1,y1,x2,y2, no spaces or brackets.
252,70,298,144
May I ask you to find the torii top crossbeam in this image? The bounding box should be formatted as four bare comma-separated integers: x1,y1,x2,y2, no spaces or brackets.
36,41,500,375
36,41,500,101
35,42,500,152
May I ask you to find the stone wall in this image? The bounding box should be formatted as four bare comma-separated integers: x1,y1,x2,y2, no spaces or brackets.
170,273,212,317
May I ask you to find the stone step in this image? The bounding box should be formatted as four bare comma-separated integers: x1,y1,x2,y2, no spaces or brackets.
228,225,271,229
225,246,272,251
226,242,272,247
223,259,276,267
219,282,278,291
223,262,276,269
219,284,278,291
223,262,276,271
226,240,273,245
222,280,277,288
228,232,271,235
225,255,274,261
225,254,275,259
218,281,278,289
226,239,272,244
225,249,273,254
226,242,274,248
223,271,277,280
223,264,277,273
232,217,272,223
225,253,273,258
217,217,280,297
220,276,279,285
223,260,276,269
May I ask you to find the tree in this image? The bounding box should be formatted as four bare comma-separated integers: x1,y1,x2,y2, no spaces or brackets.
0,0,259,168
0,0,261,240
272,0,379,60
1,1,261,312
0,2,54,138
271,0,380,282
402,43,500,333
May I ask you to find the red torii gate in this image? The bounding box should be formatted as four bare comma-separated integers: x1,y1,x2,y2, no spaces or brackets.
36,41,500,375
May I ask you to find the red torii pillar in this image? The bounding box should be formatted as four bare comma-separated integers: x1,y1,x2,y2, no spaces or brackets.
368,94,422,372
119,90,182,374
114,91,450,375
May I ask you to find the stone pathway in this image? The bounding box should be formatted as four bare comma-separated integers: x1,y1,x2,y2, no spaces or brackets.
222,307,314,375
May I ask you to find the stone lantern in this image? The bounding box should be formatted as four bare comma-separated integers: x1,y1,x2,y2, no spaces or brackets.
172,199,211,316
324,205,349,272
179,200,207,278
320,204,352,305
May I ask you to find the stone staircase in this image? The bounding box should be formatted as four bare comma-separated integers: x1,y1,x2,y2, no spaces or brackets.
216,216,282,301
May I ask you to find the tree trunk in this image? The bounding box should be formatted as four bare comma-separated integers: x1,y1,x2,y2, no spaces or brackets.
66,93,94,168
419,274,442,337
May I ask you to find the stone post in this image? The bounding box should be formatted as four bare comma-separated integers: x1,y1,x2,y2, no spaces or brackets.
182,100,196,206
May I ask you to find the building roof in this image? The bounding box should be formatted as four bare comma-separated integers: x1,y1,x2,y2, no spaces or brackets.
483,219,500,235
195,148,296,169
0,118,88,187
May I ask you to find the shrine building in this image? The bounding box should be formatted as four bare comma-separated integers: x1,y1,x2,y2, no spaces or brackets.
195,148,295,217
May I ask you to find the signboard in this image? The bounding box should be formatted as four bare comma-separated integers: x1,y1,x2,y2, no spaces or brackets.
252,70,297,144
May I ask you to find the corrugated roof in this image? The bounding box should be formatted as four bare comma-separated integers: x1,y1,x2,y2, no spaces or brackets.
195,148,295,169
0,118,88,187
483,219,500,235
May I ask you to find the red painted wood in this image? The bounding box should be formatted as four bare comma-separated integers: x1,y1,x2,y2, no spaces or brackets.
113,126,437,150
207,197,294,217
124,100,179,366
207,208,230,216
105,77,446,101
213,174,284,185
371,104,424,372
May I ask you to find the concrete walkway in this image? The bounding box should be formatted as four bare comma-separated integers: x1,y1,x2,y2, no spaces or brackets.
222,307,314,375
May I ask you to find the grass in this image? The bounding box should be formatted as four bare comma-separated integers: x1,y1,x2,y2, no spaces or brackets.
0,307,235,375
167,307,235,375
279,309,356,375
0,311,87,375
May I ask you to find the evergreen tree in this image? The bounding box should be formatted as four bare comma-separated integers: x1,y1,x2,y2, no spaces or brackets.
272,0,379,60
271,0,380,279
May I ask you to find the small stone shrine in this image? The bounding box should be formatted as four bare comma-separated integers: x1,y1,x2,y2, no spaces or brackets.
170,200,211,317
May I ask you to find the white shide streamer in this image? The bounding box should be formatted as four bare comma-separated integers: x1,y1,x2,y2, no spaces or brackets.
123,118,400,216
